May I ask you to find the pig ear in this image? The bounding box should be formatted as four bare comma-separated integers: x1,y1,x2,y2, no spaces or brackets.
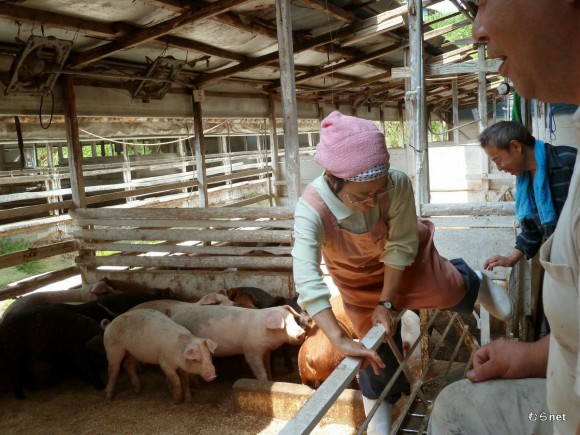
184,343,201,361
205,338,218,354
90,281,112,295
198,293,218,305
265,311,285,330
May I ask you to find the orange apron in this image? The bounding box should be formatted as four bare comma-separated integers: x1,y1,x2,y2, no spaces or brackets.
302,185,465,337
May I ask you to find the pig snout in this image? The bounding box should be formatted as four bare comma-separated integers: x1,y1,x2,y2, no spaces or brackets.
287,321,306,344
201,364,217,382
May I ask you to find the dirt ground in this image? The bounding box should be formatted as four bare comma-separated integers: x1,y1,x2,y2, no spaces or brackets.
0,357,356,435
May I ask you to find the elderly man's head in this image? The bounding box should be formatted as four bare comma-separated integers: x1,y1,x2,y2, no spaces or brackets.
472,0,580,104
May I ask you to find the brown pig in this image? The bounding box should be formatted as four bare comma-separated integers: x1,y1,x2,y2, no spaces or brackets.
298,295,357,388
135,302,306,381
298,295,422,388
102,308,217,403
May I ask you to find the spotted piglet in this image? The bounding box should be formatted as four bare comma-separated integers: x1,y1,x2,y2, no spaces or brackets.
102,308,217,403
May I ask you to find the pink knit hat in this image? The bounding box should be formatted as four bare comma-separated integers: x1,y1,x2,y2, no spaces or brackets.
314,111,390,179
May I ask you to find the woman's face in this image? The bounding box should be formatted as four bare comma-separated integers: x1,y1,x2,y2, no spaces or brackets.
337,174,391,211
484,142,526,176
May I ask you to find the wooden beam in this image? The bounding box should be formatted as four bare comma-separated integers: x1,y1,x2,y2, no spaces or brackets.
0,3,245,63
76,254,292,270
424,19,470,41
421,202,515,216
62,76,86,208
298,0,358,22
276,0,300,206
268,94,281,203
0,3,120,38
192,96,208,207
193,6,407,87
409,0,430,209
269,43,404,91
427,59,500,75
0,241,76,269
68,0,250,69
339,16,406,47
0,266,80,300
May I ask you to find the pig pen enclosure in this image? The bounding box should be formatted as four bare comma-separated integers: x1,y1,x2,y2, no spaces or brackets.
0,202,527,434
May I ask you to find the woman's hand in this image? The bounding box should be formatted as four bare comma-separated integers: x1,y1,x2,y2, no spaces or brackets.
332,335,386,375
312,307,386,375
372,305,398,342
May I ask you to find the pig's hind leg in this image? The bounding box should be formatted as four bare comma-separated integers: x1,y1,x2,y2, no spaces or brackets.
104,348,126,400
123,353,142,394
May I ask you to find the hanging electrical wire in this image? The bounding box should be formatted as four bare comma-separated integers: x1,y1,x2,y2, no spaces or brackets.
39,90,55,129
547,103,557,141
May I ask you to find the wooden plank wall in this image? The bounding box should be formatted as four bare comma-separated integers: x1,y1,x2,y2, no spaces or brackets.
70,206,296,300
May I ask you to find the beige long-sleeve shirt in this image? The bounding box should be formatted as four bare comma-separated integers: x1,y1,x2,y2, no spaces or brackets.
292,168,419,317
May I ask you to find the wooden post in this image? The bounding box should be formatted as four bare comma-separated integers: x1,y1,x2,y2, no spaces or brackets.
122,142,134,203
177,138,188,193
379,106,386,135
398,102,405,148
62,76,87,208
45,143,61,216
452,78,459,145
477,44,488,133
192,96,208,207
268,94,281,204
220,133,232,187
408,0,429,211
276,0,301,205
14,116,25,169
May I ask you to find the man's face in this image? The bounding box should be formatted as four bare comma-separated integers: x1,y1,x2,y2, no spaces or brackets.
472,0,578,103
483,142,526,177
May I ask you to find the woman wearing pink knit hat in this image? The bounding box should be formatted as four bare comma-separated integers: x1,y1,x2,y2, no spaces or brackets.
292,111,513,434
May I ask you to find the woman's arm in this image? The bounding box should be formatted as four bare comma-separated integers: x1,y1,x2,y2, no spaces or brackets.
292,199,333,317
375,170,419,340
379,170,419,269
312,307,385,375
372,265,405,341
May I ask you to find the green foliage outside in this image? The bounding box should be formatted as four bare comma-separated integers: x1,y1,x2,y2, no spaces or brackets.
0,238,76,289
425,10,473,47
33,141,160,167
0,238,41,274
383,121,406,148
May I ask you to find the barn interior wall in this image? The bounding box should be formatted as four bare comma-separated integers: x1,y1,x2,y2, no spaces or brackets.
0,84,402,142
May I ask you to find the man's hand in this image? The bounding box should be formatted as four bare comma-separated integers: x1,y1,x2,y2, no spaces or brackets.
467,336,549,382
483,249,523,271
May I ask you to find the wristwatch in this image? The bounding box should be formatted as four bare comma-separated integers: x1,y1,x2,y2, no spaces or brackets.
378,300,395,310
